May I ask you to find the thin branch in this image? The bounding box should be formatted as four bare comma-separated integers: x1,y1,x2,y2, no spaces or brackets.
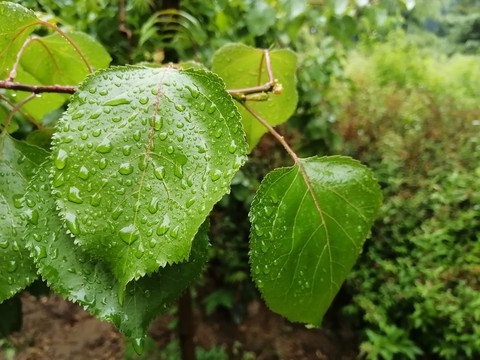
2,93,36,135
8,37,34,81
243,103,299,164
226,49,282,100
0,93,47,132
0,81,76,94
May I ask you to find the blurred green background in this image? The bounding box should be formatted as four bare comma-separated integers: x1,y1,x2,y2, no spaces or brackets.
4,0,480,359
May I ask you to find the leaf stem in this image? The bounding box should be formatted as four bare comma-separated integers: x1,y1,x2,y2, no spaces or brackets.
2,93,35,135
243,102,299,164
8,37,34,81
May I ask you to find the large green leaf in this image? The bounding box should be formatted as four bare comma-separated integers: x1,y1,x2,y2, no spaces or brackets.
51,67,247,292
0,135,48,303
212,43,298,150
0,2,38,79
249,156,382,325
25,161,209,350
11,32,112,121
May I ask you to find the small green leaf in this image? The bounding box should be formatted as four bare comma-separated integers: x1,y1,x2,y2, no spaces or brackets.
249,156,382,325
212,43,298,151
51,66,247,291
0,135,48,303
11,32,112,121
25,160,210,344
0,2,38,79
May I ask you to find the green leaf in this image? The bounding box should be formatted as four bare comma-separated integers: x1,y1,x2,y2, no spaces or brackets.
212,43,298,151
51,66,247,292
0,135,48,303
0,2,38,79
25,161,209,346
20,31,111,85
249,156,382,325
11,32,112,121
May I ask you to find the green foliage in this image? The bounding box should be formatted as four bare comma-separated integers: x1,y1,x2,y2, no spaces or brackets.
0,2,384,355
50,66,247,292
250,156,381,325
212,43,298,150
0,135,48,301
336,36,480,359
24,160,211,344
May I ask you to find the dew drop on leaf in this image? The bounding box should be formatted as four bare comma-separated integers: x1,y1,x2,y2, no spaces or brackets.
210,169,222,181
78,166,89,180
96,138,113,153
119,224,140,245
55,149,68,169
118,163,133,175
68,186,83,204
153,166,165,180
64,212,80,235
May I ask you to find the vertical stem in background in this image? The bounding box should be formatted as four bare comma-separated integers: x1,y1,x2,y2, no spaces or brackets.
2,93,35,136
178,288,196,360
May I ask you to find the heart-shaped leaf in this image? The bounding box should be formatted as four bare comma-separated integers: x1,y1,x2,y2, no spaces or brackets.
249,156,382,325
212,43,298,150
0,135,48,303
51,66,247,292
25,160,209,349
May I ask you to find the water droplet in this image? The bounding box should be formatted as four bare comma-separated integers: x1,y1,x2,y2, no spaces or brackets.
122,145,132,156
112,208,123,220
154,166,165,180
148,197,159,214
174,104,186,112
135,243,145,259
92,129,101,137
254,225,264,237
64,212,80,235
78,166,89,180
158,132,168,141
120,224,139,245
68,187,83,204
99,90,108,96
7,260,17,272
55,149,68,169
170,226,179,238
186,198,196,208
133,130,141,141
33,245,47,259
156,216,170,235
103,98,131,106
119,163,133,175
214,129,223,138
139,97,149,105
264,206,274,218
72,112,84,119
167,146,174,154
96,138,113,153
98,158,107,169
90,193,102,206
131,337,145,355
174,165,183,179
228,140,237,153
12,194,24,208
210,169,222,181
207,103,217,114
185,85,199,98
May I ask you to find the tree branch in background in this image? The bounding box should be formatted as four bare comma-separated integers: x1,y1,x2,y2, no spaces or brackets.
0,81,77,94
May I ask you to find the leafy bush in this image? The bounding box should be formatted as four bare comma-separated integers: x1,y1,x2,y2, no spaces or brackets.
335,34,480,359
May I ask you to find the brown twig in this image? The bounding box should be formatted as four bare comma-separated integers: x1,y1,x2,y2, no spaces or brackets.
0,81,77,94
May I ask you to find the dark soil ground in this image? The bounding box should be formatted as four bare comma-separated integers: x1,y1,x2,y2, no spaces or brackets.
1,288,358,360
